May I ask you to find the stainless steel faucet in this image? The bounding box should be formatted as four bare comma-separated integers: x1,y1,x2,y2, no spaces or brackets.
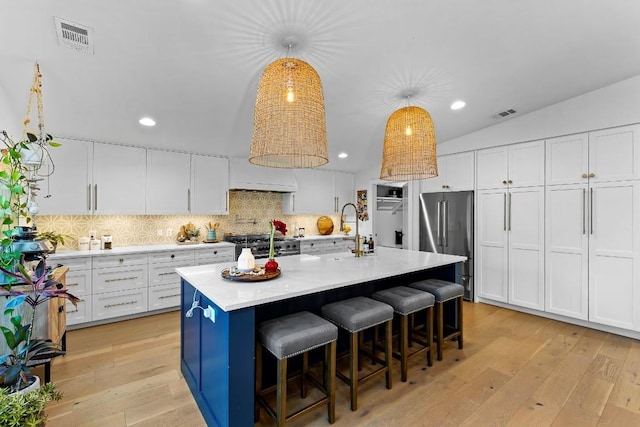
340,202,362,257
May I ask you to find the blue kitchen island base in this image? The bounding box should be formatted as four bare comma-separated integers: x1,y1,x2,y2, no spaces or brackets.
181,281,255,427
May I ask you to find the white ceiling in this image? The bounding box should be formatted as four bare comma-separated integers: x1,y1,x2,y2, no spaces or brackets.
2,1,640,173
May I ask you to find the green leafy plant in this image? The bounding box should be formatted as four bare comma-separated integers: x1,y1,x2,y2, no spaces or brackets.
0,258,79,392
0,381,62,426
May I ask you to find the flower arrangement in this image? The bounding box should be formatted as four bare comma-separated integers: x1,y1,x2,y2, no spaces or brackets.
268,220,287,259
266,220,287,272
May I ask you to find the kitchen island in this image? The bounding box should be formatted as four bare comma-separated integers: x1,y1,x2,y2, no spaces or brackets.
176,247,466,427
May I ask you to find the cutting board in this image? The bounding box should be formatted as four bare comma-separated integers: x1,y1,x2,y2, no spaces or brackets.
317,216,334,235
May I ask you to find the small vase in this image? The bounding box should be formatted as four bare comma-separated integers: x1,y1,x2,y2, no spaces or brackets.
264,258,279,272
238,247,255,272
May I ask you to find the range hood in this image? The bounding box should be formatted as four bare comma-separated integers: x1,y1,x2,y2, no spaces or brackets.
229,158,298,192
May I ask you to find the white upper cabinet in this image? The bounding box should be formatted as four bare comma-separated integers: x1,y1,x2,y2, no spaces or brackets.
421,152,475,193
588,125,640,183
283,169,354,215
39,140,146,215
93,143,147,214
333,171,354,213
545,133,589,186
37,138,93,215
191,155,229,215
547,125,640,186
146,150,191,214
476,140,544,190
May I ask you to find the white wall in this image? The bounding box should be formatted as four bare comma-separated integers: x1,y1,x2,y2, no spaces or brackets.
0,83,21,138
438,74,640,155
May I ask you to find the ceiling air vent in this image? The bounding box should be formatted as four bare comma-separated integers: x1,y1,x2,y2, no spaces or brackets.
54,17,94,54
492,108,517,119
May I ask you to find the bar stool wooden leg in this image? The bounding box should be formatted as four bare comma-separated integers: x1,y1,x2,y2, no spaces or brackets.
276,357,287,427
350,332,359,411
457,296,464,349
436,302,444,361
426,305,434,367
400,314,409,382
327,340,337,423
385,319,392,389
301,351,308,398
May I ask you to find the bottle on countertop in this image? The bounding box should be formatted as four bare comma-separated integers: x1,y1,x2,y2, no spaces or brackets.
368,235,374,252
363,236,369,253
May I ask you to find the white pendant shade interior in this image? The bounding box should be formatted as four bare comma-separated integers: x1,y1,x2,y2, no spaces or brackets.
249,44,328,169
379,104,438,181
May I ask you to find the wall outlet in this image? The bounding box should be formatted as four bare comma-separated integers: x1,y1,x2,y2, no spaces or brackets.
166,227,173,236
156,228,163,236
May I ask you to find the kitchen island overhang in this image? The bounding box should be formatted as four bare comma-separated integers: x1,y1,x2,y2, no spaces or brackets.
177,247,466,427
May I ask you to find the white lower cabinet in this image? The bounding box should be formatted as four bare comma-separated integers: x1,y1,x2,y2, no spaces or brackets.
477,187,544,310
62,257,93,326
194,246,234,265
300,238,350,255
91,254,149,321
148,250,195,311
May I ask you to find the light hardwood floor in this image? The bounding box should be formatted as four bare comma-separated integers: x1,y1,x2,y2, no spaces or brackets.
44,303,640,426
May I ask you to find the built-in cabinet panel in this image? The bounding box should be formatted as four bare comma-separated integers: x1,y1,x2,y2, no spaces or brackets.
421,152,475,192
334,171,355,212
545,184,589,320
588,181,640,330
589,125,640,183
477,190,508,302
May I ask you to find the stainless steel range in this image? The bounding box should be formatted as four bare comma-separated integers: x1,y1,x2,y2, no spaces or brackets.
224,233,300,260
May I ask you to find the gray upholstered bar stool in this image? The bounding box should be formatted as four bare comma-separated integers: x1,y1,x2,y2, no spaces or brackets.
321,296,394,411
255,311,338,426
408,279,464,361
371,286,435,382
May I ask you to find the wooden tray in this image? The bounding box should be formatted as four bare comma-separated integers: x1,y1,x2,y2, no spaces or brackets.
221,267,281,282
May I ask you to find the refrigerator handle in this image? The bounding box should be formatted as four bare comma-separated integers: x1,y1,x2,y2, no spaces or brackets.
443,200,449,247
436,200,442,245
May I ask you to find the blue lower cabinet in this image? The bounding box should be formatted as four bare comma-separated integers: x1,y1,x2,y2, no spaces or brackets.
181,280,255,427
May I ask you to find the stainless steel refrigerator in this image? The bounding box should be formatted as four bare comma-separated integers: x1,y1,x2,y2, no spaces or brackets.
419,191,474,300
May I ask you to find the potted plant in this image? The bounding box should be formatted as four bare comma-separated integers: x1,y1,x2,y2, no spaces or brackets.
35,231,70,253
0,257,79,393
0,381,62,426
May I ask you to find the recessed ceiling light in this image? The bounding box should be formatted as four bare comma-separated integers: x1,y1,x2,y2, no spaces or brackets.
139,117,156,127
338,152,348,159
450,100,466,110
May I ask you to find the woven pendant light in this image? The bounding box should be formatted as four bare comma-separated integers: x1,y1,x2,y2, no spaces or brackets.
379,105,438,181
250,57,328,168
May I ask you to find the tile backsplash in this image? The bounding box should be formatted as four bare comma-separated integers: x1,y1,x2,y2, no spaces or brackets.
36,191,341,250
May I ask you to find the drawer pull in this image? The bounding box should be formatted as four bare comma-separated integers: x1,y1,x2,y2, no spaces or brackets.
171,254,175,259
67,282,80,287
158,272,176,276
104,300,138,309
104,276,139,283
158,294,181,299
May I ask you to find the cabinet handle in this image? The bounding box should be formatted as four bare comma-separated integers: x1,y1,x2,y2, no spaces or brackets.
158,294,181,299
104,300,138,309
508,192,512,231
292,194,296,212
582,188,586,235
589,173,595,178
104,276,139,283
158,271,175,276
170,254,175,259
582,173,588,179
225,191,228,211
187,188,191,212
503,193,507,231
87,185,92,211
590,187,594,235
502,180,507,185
67,282,80,287
508,180,513,185
213,251,217,255
94,184,98,211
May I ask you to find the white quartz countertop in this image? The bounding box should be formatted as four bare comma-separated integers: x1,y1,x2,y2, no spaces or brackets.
295,234,349,241
48,241,235,260
176,247,466,312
